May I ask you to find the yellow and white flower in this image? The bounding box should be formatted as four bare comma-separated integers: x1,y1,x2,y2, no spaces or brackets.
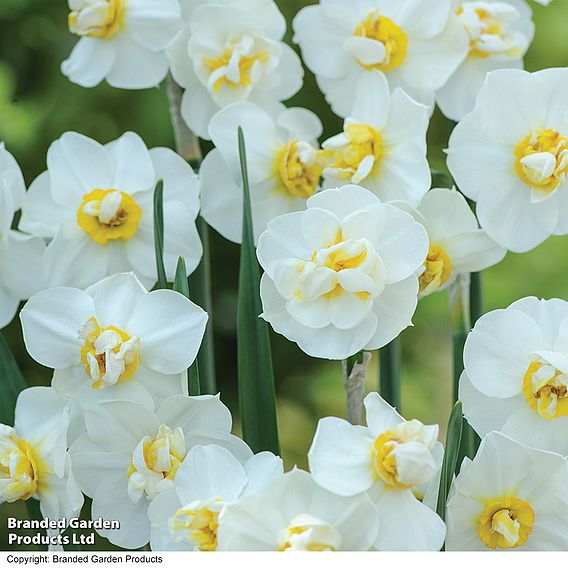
200,102,324,243
460,296,568,455
446,431,568,550
0,145,46,329
320,72,430,204
447,68,568,253
62,0,183,89
19,132,202,289
396,188,506,296
436,0,534,121
167,0,303,140
217,468,379,551
308,392,446,551
257,185,428,360
148,444,283,551
0,387,84,522
20,272,207,413
69,395,252,549
293,0,469,115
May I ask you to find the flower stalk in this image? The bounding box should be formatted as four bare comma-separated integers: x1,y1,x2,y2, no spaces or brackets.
342,351,371,425
379,338,402,411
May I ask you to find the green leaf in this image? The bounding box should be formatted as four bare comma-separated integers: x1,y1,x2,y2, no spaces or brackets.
0,331,27,425
430,169,453,189
173,257,201,397
153,180,168,290
188,217,217,395
436,401,464,523
237,127,280,455
379,337,401,411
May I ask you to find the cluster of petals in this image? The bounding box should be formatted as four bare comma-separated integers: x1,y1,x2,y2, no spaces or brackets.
257,185,429,360
308,392,446,551
19,131,202,289
167,0,303,139
62,0,183,89
0,144,45,329
446,431,568,550
448,68,568,253
20,272,208,415
461,296,568,455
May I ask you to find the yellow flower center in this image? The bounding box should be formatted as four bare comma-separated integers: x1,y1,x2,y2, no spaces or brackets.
0,432,41,503
278,514,342,551
372,431,412,490
514,129,568,193
478,497,534,549
203,35,269,93
77,189,142,245
68,0,125,40
79,317,140,390
323,122,383,184
276,140,323,199
169,499,222,551
522,360,568,420
127,425,187,502
419,245,453,294
354,10,408,72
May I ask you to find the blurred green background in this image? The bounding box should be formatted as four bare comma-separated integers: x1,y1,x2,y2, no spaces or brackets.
1,0,568,550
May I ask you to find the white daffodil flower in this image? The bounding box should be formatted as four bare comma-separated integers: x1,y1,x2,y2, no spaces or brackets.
20,272,207,414
217,468,379,551
447,68,568,253
460,296,568,455
320,72,430,205
308,392,446,551
62,0,183,89
167,0,303,140
257,185,428,360
200,102,324,244
396,188,506,296
446,431,568,550
436,0,534,121
0,144,46,329
19,131,202,289
0,388,84,523
148,444,283,551
293,0,469,116
69,395,252,549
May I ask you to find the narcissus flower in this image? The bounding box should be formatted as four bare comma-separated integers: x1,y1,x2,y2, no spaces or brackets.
167,0,303,140
320,72,430,205
0,145,45,329
308,392,446,551
0,387,84,522
396,188,506,296
217,468,379,551
446,431,568,550
257,185,428,360
62,0,183,88
447,68,568,253
436,0,534,121
200,102,324,243
149,444,283,551
20,272,207,412
70,395,252,549
19,132,202,289
293,0,469,115
461,296,568,455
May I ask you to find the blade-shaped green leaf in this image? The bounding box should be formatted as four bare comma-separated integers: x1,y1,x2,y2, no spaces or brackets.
0,331,27,425
237,127,280,455
379,337,401,411
437,401,464,523
173,257,201,396
153,180,168,290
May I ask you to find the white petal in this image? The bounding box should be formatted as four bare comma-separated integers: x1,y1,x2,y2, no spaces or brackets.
61,37,116,88
363,392,403,436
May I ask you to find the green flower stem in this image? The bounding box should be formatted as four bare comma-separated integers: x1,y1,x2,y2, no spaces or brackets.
379,337,402,411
